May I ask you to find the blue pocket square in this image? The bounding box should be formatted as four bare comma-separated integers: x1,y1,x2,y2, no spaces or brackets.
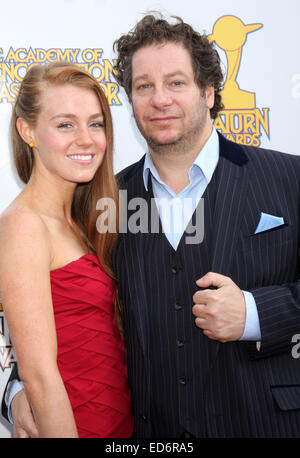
254,212,285,234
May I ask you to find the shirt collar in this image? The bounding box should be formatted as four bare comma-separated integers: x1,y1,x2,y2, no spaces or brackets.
143,126,219,191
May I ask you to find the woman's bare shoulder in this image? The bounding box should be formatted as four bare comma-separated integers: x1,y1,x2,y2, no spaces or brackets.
0,201,52,262
0,202,46,234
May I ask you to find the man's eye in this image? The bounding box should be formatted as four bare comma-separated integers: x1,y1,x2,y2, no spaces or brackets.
172,81,183,86
138,84,150,90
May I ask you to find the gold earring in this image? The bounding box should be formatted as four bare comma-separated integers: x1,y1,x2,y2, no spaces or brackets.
29,141,35,148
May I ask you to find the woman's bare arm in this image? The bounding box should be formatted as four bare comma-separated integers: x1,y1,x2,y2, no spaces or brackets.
0,208,78,438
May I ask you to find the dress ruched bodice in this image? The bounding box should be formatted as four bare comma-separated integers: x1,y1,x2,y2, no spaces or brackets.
50,253,133,438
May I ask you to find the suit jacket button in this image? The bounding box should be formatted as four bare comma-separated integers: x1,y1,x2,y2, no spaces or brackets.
179,377,187,385
140,414,148,423
177,339,184,347
174,302,182,311
172,266,178,274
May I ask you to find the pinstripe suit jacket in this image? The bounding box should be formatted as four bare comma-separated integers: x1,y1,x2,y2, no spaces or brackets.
114,132,300,437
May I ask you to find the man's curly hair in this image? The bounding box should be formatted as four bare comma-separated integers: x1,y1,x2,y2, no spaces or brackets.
113,14,224,119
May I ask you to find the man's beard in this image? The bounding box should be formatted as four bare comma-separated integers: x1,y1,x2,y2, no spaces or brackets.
147,124,205,155
133,105,208,156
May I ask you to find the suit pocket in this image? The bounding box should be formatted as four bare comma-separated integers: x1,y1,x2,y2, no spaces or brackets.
271,385,300,411
240,224,294,254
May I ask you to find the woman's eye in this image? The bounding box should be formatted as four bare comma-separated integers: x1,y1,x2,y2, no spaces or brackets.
57,122,72,129
90,122,104,128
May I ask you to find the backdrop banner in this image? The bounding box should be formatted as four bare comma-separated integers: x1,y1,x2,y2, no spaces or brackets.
0,0,299,438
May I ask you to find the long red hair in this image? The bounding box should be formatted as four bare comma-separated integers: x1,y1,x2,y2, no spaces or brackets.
11,62,119,282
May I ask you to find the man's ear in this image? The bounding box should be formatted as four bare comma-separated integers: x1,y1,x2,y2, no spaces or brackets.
205,85,215,110
16,117,35,146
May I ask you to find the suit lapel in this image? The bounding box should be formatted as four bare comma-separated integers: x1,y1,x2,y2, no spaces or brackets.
122,162,153,363
211,133,250,276
208,134,250,363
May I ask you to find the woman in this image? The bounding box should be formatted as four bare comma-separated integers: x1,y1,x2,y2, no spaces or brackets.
0,62,133,438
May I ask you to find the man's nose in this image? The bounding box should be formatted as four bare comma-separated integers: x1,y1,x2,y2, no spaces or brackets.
150,86,172,109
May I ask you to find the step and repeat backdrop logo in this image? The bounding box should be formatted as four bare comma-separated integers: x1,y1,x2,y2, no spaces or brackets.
209,15,270,146
0,47,121,106
0,16,269,147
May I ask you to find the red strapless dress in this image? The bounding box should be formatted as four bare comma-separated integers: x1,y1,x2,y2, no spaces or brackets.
50,253,133,438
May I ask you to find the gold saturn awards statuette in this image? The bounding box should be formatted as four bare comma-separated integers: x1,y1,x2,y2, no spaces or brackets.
208,16,262,109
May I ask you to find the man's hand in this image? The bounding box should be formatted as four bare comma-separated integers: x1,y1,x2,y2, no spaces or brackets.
11,389,38,438
192,272,246,343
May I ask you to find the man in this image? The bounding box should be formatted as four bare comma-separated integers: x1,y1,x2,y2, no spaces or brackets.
3,14,300,438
